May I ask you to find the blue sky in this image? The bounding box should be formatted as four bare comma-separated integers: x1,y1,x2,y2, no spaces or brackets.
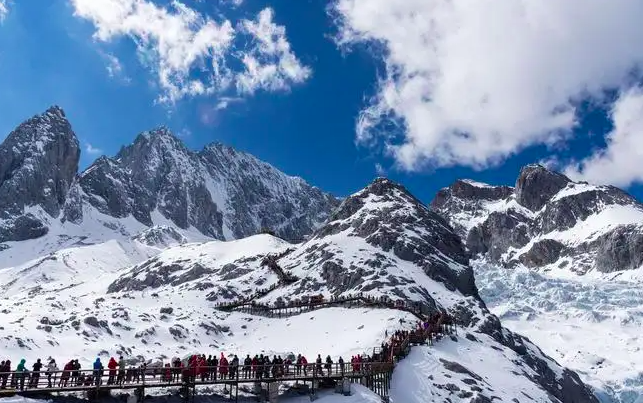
1,0,643,203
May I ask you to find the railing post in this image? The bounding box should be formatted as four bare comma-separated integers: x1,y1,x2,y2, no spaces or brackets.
235,363,239,403
311,364,315,397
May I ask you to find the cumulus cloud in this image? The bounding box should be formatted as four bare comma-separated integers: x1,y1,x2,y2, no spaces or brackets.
331,0,643,174
236,8,311,94
85,143,103,155
0,0,9,22
71,0,235,103
71,0,309,103
564,88,643,187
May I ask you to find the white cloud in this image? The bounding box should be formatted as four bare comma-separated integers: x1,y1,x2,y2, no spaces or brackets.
71,0,235,103
331,0,643,172
0,0,9,22
221,0,243,7
101,52,132,84
85,143,103,155
71,0,310,103
198,97,242,126
564,88,643,187
215,96,242,110
236,8,311,94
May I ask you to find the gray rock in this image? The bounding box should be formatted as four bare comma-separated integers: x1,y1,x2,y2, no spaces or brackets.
515,164,570,211
0,109,337,245
0,106,79,242
77,129,339,242
432,164,643,275
594,225,643,273
519,239,565,268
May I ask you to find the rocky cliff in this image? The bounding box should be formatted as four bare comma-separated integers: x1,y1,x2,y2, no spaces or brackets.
0,107,338,254
0,106,79,242
431,165,643,274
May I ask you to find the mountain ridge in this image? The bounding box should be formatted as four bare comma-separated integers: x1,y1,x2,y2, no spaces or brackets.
0,107,339,263
431,164,643,275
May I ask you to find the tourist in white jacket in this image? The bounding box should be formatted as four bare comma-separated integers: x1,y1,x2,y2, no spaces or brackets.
46,359,59,388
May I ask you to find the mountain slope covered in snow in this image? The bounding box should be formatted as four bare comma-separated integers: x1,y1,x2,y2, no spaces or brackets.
431,164,643,276
0,107,338,268
87,178,598,402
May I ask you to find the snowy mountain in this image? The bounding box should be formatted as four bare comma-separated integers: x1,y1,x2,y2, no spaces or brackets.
0,177,598,402
0,107,338,268
431,164,643,276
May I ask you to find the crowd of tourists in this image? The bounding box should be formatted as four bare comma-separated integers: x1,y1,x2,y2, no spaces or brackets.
0,351,387,391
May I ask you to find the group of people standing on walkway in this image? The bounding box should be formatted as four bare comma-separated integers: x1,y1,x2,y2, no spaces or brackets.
1,358,61,391
0,356,156,391
168,353,349,383
0,351,378,391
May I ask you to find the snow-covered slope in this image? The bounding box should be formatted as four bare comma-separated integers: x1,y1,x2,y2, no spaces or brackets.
0,178,598,403
431,164,643,275
475,261,643,403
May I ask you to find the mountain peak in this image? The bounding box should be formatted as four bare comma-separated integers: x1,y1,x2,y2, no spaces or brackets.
0,106,80,240
44,105,66,119
305,176,478,303
360,177,413,198
516,164,570,211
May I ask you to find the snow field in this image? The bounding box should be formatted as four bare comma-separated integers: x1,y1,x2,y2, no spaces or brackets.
475,261,643,402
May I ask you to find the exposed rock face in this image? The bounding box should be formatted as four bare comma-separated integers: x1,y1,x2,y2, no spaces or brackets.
132,226,187,248
0,106,80,242
76,128,339,242
431,165,643,274
0,107,338,246
515,164,570,211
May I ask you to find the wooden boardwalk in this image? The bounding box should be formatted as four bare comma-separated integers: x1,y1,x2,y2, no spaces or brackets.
0,363,393,401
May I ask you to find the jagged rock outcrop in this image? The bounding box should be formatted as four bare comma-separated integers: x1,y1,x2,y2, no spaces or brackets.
431,164,643,274
0,107,338,248
132,226,187,248
515,164,570,211
0,106,80,242
75,128,339,242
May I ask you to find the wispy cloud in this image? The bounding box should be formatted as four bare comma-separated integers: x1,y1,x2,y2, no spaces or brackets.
85,142,103,155
375,163,386,176
177,128,192,138
235,8,311,94
0,0,9,23
70,0,310,104
199,97,243,126
221,0,243,7
100,51,131,84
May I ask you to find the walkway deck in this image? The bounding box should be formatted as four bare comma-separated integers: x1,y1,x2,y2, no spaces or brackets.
0,363,392,399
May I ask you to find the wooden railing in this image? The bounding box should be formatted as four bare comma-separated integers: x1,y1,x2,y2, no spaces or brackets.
0,362,391,394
